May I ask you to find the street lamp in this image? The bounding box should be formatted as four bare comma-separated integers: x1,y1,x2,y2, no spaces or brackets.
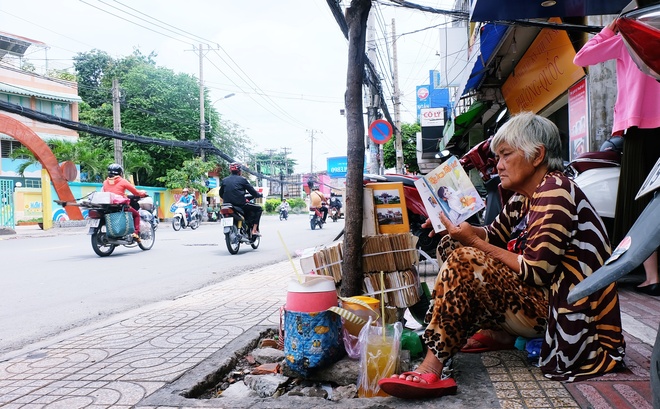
212,93,235,106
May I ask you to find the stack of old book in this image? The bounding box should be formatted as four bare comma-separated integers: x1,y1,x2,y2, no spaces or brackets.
361,233,420,308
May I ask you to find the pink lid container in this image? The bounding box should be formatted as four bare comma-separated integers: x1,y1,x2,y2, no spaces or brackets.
286,275,337,312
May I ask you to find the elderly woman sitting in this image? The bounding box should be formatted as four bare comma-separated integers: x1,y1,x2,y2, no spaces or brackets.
379,112,626,399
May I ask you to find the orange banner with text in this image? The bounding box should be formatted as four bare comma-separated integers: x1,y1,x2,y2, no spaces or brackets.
502,18,585,114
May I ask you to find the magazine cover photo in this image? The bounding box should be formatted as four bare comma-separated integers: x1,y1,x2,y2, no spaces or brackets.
414,156,485,232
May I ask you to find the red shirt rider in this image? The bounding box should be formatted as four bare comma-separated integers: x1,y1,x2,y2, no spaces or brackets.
101,164,145,238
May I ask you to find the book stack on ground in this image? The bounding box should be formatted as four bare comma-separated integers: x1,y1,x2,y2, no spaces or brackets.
362,269,421,308
360,233,420,308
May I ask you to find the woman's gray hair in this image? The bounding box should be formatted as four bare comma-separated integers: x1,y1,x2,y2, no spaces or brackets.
491,111,564,172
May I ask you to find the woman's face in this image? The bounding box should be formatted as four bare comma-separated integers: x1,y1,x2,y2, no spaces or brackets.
495,142,536,193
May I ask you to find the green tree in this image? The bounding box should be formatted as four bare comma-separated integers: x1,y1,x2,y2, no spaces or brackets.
156,157,215,193
254,152,297,176
73,49,251,187
48,69,76,82
8,138,110,180
73,49,114,108
382,122,421,174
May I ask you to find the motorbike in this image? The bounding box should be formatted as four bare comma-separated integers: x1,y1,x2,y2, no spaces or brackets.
65,192,156,257
309,206,325,230
170,202,201,231
564,137,623,237
569,157,660,301
330,206,340,222
219,197,260,254
279,206,289,221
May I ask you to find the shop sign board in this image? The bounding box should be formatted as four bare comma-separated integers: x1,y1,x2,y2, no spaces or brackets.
502,18,585,114
568,77,589,160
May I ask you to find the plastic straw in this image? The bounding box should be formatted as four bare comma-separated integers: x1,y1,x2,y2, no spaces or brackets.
380,271,386,341
278,230,302,283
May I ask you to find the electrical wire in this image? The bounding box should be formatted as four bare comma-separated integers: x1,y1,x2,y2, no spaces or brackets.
79,0,195,46
208,48,309,129
204,53,309,130
101,0,220,46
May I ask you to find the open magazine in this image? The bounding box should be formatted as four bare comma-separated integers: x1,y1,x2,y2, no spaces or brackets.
414,156,485,233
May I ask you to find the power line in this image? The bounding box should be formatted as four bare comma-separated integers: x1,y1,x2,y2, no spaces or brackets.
207,49,308,129
102,0,219,46
203,53,308,130
79,0,195,46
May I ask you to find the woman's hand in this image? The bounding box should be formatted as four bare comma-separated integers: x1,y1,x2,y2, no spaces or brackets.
440,212,479,247
421,218,447,238
608,19,619,33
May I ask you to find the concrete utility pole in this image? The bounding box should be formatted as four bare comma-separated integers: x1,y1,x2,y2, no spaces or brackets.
194,43,212,220
307,129,321,176
392,19,404,174
281,147,291,176
112,78,122,167
281,147,291,197
366,10,380,175
198,43,206,162
265,148,276,196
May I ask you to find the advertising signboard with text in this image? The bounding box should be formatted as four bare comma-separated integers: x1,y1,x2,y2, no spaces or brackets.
568,77,589,160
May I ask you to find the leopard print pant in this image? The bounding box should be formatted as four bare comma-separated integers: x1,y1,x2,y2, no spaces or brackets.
424,236,548,364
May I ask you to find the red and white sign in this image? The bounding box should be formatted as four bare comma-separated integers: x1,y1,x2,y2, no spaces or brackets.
420,107,445,127
417,87,429,100
568,77,588,161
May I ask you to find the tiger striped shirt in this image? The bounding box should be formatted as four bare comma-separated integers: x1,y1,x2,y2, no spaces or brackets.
484,172,625,381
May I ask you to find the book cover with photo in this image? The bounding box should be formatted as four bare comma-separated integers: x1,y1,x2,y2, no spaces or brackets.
414,156,485,233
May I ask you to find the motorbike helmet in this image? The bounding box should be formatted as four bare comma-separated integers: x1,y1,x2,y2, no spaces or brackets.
182,188,189,194
229,162,242,174
107,163,124,177
599,136,624,154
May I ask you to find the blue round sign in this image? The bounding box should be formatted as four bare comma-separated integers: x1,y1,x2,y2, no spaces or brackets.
369,119,393,144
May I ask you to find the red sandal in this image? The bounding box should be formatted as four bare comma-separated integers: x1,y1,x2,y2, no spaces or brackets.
378,371,457,399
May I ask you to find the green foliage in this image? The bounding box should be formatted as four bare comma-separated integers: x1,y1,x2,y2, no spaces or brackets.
156,157,215,192
264,198,281,213
48,69,76,82
383,122,422,174
73,49,115,108
8,138,112,181
265,197,305,213
21,62,36,72
73,48,252,187
254,152,297,176
287,197,306,210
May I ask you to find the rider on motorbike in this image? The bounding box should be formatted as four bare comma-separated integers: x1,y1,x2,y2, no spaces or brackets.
280,198,290,219
175,188,194,223
219,162,263,236
329,195,342,217
101,163,146,242
310,186,328,223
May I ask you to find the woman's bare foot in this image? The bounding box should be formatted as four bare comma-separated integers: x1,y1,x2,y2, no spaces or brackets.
390,349,443,384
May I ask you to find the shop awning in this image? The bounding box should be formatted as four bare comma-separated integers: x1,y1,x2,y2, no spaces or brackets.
464,24,509,94
470,0,630,22
453,23,509,105
0,82,82,103
441,101,489,150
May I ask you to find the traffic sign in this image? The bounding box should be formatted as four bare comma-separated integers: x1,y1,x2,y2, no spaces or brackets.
369,119,393,144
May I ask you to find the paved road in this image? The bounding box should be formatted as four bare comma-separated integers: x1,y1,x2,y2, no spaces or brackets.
1,213,343,355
